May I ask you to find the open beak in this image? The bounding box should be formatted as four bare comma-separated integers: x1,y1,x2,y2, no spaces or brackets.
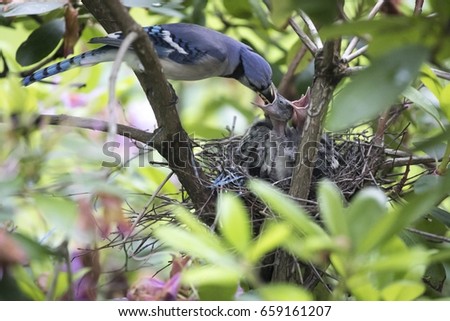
291,87,311,130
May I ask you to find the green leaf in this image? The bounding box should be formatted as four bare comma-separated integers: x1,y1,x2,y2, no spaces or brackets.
155,208,237,268
271,0,338,27
297,0,338,26
256,283,313,301
155,224,236,268
359,176,447,252
12,233,57,261
0,2,65,17
381,281,425,300
16,19,65,66
248,179,326,237
122,0,185,18
270,0,298,27
366,247,428,274
197,284,239,301
247,221,292,263
182,266,240,300
327,45,429,131
403,86,444,129
218,193,252,253
347,274,380,300
424,263,446,292
248,0,269,27
11,266,46,301
413,174,442,194
33,195,78,235
286,234,343,262
430,207,450,226
223,0,253,19
183,265,241,284
420,65,442,98
317,180,347,237
348,187,388,253
174,206,225,252
439,83,450,122
321,17,435,57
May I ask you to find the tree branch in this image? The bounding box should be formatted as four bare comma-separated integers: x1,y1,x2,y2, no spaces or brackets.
289,40,343,201
289,17,317,55
81,0,214,215
35,114,158,144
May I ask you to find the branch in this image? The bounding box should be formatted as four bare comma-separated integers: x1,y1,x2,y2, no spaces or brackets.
431,68,450,81
299,11,323,49
107,31,138,142
407,227,450,243
33,114,158,144
289,17,317,55
414,0,424,15
341,0,383,62
382,156,439,169
289,40,343,201
81,0,214,215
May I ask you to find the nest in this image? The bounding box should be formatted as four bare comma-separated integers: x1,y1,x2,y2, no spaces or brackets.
103,117,435,286
195,120,385,220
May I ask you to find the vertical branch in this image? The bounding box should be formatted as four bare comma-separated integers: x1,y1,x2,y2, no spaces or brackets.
289,40,342,202
414,0,424,15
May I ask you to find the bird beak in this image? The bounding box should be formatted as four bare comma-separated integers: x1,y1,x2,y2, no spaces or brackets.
254,91,293,121
291,87,311,130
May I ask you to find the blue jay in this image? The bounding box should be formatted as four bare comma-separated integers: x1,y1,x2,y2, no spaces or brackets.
22,23,275,102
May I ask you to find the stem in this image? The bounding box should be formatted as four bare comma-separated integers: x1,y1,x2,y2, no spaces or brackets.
289,18,317,55
437,138,450,175
289,40,342,201
299,11,323,49
107,31,138,142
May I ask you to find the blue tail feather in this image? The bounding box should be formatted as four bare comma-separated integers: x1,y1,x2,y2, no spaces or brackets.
22,47,115,86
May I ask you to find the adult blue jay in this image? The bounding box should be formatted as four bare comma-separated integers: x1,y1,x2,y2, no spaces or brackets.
22,23,275,102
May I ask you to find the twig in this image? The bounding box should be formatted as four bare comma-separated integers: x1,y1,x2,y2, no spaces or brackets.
341,44,368,63
340,65,366,77
299,11,323,49
62,240,74,301
289,17,317,55
374,109,388,146
342,37,359,60
384,148,411,157
414,0,424,15
123,171,174,247
367,0,385,19
431,68,450,81
437,137,450,175
382,156,438,169
23,114,158,144
107,31,138,143
407,227,450,243
342,0,384,61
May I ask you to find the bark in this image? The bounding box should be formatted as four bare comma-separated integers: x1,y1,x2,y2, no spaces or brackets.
271,40,343,283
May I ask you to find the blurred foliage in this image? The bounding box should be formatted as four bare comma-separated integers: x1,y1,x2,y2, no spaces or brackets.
0,0,449,301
